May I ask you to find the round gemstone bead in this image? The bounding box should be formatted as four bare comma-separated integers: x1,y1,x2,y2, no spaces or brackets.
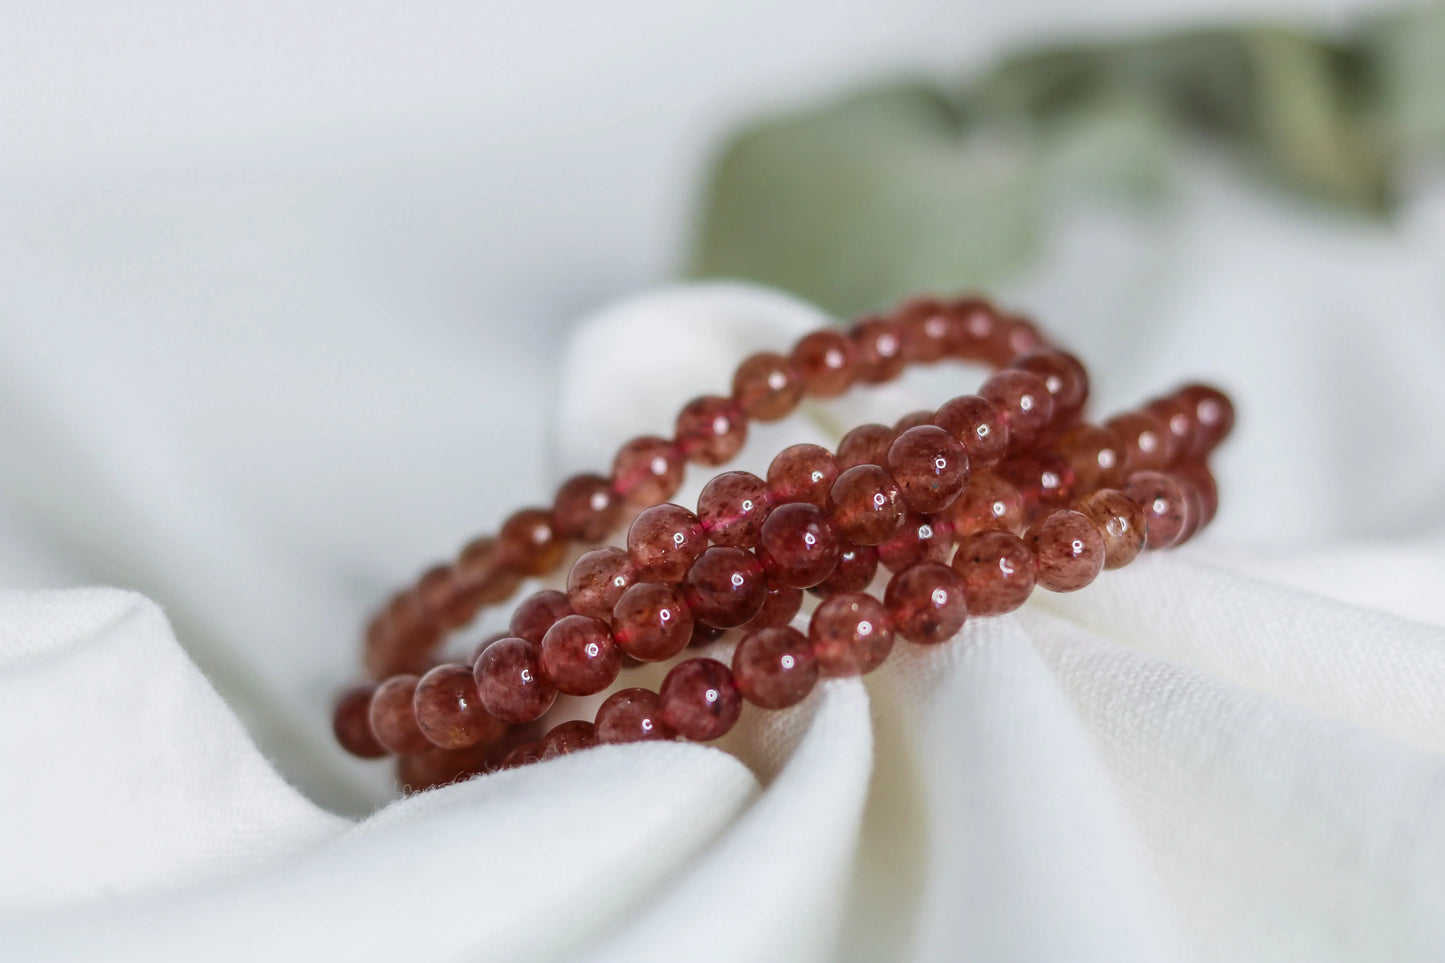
1058,423,1128,492
1123,470,1191,550
540,720,599,759
397,743,493,791
887,425,970,513
851,316,908,383
945,470,1026,536
997,315,1047,365
756,501,842,588
509,589,574,645
595,688,676,744
498,741,544,770
1176,462,1219,529
811,541,879,596
743,578,805,630
689,621,728,649
1001,451,1076,520
732,626,820,708
473,637,557,724
611,435,686,505
884,562,968,645
896,297,953,363
837,423,897,470
1145,396,1196,462
877,512,954,573
1011,349,1089,420
1027,509,1106,592
809,592,895,677
611,582,694,661
1079,488,1148,569
1106,412,1175,473
697,471,772,547
1175,383,1235,457
540,614,622,696
627,504,708,582
980,369,1056,448
791,329,858,397
683,546,768,628
732,351,804,422
456,536,523,607
369,675,431,755
659,658,743,741
566,547,636,621
498,508,568,577
414,664,503,750
951,531,1037,616
932,395,1009,470
553,473,624,541
947,297,1006,361
675,395,747,466
333,686,387,759
416,564,468,631
828,464,905,546
767,443,840,508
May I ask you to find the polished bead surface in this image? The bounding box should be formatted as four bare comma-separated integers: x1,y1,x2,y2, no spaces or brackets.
811,541,879,595
733,626,819,708
1175,383,1235,457
456,536,523,607
416,564,468,630
884,562,968,645
1124,470,1191,550
999,315,1047,364
675,395,747,466
894,409,936,433
1027,509,1106,592
1001,451,1076,519
553,473,624,541
697,471,772,547
945,470,1026,536
498,508,568,577
595,688,676,744
333,686,388,758
509,589,574,645
612,435,686,505
659,658,743,741
397,743,493,792
877,512,954,573
414,663,503,750
732,351,804,422
540,614,622,696
757,501,842,588
887,425,970,513
1058,423,1128,492
828,464,905,546
683,546,767,628
851,316,908,383
932,395,1009,470
980,369,1056,448
1176,462,1219,529
837,423,896,470
1106,412,1175,473
767,443,840,508
744,578,805,630
809,592,894,677
566,547,636,621
896,297,952,363
1145,396,1196,462
1079,488,1148,569
539,720,599,759
369,674,432,755
792,329,858,397
951,531,1037,616
946,297,1005,361
1012,349,1089,419
473,637,557,724
627,504,708,582
612,581,694,661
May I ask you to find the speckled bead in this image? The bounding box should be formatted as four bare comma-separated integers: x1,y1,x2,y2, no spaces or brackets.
567,547,637,621
473,637,557,724
951,530,1037,616
894,409,936,433
886,425,970,513
877,512,954,573
540,614,622,696
980,369,1056,448
612,435,686,505
828,464,905,546
697,471,772,548
810,541,880,596
732,351,804,422
791,329,857,397
1123,470,1191,550
369,674,432,756
595,688,676,744
333,686,388,759
932,395,1009,470
509,589,574,645
1012,349,1089,421
612,582,694,661
659,658,743,741
627,504,708,582
851,315,908,383
1000,451,1076,519
837,423,897,470
756,501,842,588
1027,509,1105,592
743,578,805,630
1079,488,1148,569
1058,423,1128,492
884,562,968,645
676,394,747,466
809,592,895,677
683,545,768,628
540,720,598,759
767,443,839,508
553,473,624,541
1106,412,1175,473
413,663,504,750
945,470,1026,536
732,626,820,708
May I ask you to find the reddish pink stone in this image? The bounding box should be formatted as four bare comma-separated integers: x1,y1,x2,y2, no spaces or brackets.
809,592,895,677
945,297,1006,361
887,425,970,513
767,443,839,508
553,473,624,541
1027,509,1105,592
1079,488,1147,569
498,741,544,770
932,395,1009,470
1106,412,1175,473
1011,349,1089,420
509,589,574,644
397,743,495,792
894,409,936,433
595,688,676,744
612,582,694,661
611,435,686,506
732,626,820,708
827,464,905,546
896,297,953,363
810,541,879,595
1059,423,1128,493
659,658,743,741
566,547,636,621
473,637,557,724
627,503,708,582
837,423,896,470
333,686,387,759
1144,396,1196,463
676,394,747,466
980,369,1055,448
498,507,568,576
742,578,805,630
539,614,621,696
851,315,908,383
791,329,858,397
414,663,504,750
945,470,1026,536
756,501,842,588
697,471,772,548
539,720,599,759
1175,462,1219,529
1000,451,1076,521
877,512,954,573
951,531,1037,616
884,562,968,645
682,546,767,628
369,674,431,755
1175,383,1235,457
732,351,805,423
1123,470,1191,550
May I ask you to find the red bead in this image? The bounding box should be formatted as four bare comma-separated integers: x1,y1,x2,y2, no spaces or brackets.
1000,451,1076,520
697,471,772,548
659,658,743,741
743,578,805,630
627,504,707,582
887,425,970,513
1176,462,1219,529
896,297,953,363
811,541,879,595
809,593,895,677
566,547,636,621
733,626,819,708
945,470,1026,536
767,443,839,508
612,582,694,661
894,409,936,433
540,614,622,696
1058,423,1128,492
540,720,599,759
980,369,1055,448
791,329,858,397
595,688,676,744
884,562,968,645
455,536,522,607
498,508,568,577
732,351,804,422
756,501,842,588
1123,470,1191,550
877,512,954,572
997,315,1047,365
553,473,624,542
827,464,905,546
397,743,493,792
1080,488,1147,569
951,531,1037,616
850,315,908,383
1106,412,1175,473
932,395,1009,470
369,675,431,755
612,435,685,505
683,546,768,628
333,686,387,759
414,664,503,750
498,741,544,770
1011,349,1089,420
1144,396,1196,463
416,564,469,631
1174,383,1235,457
509,589,573,644
837,423,896,470
675,395,747,466
1027,509,1105,592
946,297,1006,362
473,637,557,724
